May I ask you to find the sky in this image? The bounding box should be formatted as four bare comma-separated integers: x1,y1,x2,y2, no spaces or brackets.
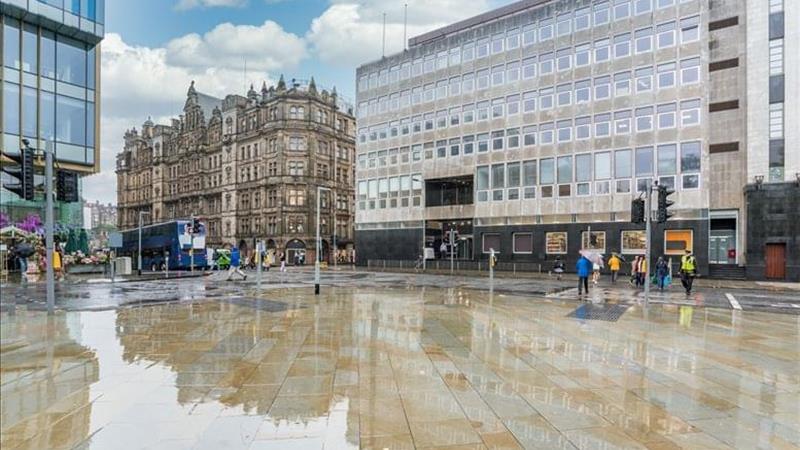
83,0,513,205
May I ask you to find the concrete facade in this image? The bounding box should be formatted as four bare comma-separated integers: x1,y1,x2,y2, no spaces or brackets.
355,0,716,273
116,77,357,263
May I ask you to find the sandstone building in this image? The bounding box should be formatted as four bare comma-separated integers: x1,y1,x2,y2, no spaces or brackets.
116,77,356,263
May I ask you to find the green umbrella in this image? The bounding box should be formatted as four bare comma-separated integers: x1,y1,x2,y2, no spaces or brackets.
78,229,89,253
65,229,78,253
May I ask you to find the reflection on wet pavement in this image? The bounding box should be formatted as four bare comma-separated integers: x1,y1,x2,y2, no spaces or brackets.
1,287,798,449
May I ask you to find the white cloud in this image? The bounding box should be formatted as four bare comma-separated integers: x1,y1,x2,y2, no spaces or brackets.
307,0,491,67
165,20,306,72
175,0,247,11
82,33,281,205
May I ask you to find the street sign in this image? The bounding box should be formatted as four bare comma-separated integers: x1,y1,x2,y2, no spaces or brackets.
109,232,123,248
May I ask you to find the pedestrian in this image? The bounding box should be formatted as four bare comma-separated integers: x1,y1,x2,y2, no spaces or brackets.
553,257,565,280
280,252,287,272
656,256,670,291
439,241,448,259
207,247,216,271
608,253,621,284
576,253,592,296
226,246,247,281
53,247,64,281
637,256,648,288
592,261,601,285
630,256,640,286
264,251,272,271
14,241,33,279
680,250,697,296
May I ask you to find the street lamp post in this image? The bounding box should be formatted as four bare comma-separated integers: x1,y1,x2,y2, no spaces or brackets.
315,186,331,295
137,210,151,275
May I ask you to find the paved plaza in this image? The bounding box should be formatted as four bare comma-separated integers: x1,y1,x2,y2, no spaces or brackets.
1,271,799,449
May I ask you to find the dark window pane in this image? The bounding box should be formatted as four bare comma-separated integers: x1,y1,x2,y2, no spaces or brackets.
86,101,95,147
40,91,56,140
22,23,37,74
680,142,701,172
3,19,20,69
769,139,785,167
483,233,500,253
769,12,784,39
3,82,20,134
41,30,57,79
57,36,87,86
87,45,96,89
635,147,654,176
56,94,86,145
769,75,784,104
22,86,37,138
557,156,573,183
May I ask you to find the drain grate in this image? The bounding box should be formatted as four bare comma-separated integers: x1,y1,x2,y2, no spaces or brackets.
219,297,299,312
567,304,629,322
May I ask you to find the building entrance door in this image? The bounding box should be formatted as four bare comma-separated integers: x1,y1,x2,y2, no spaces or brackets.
709,231,736,264
765,243,786,280
456,236,473,260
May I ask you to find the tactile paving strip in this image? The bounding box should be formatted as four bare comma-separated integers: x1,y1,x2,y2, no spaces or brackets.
567,303,629,321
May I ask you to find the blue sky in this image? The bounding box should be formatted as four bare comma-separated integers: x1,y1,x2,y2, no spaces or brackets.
85,0,511,204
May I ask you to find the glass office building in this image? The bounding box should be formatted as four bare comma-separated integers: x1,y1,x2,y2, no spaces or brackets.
1,0,104,225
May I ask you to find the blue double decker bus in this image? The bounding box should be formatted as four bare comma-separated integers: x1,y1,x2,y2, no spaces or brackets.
120,220,207,271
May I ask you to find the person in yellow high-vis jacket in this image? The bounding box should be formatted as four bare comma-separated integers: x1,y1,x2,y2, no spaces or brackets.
680,250,697,296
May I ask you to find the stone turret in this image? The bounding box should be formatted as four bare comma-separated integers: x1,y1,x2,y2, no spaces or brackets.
308,77,318,96
247,83,258,101
277,74,286,92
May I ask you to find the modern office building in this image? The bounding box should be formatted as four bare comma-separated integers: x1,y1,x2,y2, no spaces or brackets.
354,0,798,279
116,77,357,264
1,0,104,226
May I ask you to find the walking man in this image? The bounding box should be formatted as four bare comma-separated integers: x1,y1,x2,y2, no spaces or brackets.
680,250,697,296
656,256,670,291
226,246,247,281
280,252,287,272
439,241,448,260
608,253,621,284
576,253,592,297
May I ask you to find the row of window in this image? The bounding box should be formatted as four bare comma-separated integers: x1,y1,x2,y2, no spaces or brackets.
474,141,701,201
481,229,692,256
357,99,700,169
358,58,701,143
3,18,97,89
359,18,699,111
358,0,697,92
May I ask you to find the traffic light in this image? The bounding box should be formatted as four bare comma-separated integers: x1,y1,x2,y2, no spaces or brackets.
56,170,79,202
2,148,35,200
631,198,645,224
657,185,675,223
192,217,201,233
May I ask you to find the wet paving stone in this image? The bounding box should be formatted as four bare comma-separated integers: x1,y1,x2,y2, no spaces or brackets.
1,283,798,449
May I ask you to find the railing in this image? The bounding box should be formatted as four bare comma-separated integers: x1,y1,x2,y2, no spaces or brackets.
366,259,544,274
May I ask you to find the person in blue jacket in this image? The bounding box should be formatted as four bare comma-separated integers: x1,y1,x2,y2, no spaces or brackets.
576,254,593,296
226,246,247,281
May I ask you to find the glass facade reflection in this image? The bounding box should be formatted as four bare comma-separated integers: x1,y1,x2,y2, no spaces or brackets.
1,0,103,224
2,15,98,164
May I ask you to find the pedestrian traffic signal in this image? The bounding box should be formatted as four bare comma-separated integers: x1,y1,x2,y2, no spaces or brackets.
657,185,675,223
631,198,645,224
56,170,79,202
2,148,35,201
192,217,201,233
